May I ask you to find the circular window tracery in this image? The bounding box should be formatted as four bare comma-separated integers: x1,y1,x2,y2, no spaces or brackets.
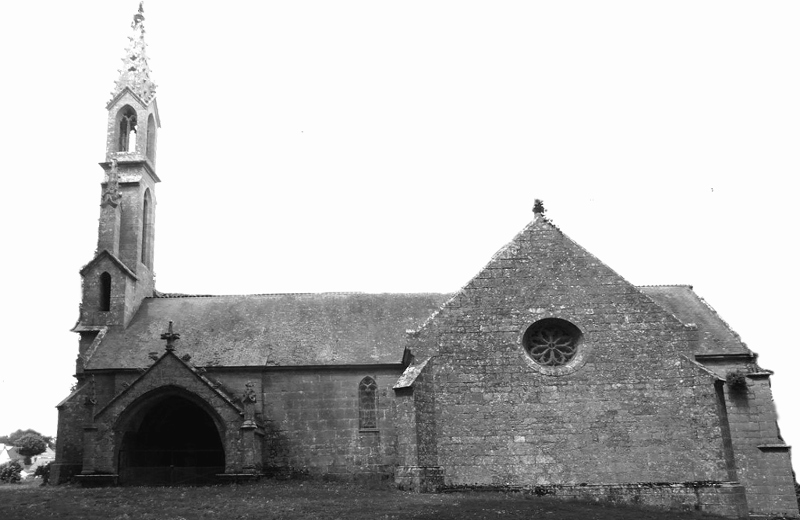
523,318,582,368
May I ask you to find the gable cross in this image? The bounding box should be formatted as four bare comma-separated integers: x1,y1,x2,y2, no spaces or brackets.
160,320,180,351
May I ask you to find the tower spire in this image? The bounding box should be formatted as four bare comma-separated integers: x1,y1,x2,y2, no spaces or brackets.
112,2,156,103
76,0,161,331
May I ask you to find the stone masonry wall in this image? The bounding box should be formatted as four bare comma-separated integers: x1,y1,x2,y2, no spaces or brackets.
259,367,403,479
393,387,416,467
697,358,799,516
413,360,438,468
52,384,92,484
410,219,733,489
79,257,134,328
724,375,798,516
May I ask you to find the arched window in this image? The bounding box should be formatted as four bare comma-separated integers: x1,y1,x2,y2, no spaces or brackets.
99,272,112,312
146,114,156,163
141,189,152,268
117,106,137,153
358,377,378,430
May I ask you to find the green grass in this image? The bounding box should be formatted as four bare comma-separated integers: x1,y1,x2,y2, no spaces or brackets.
0,479,729,520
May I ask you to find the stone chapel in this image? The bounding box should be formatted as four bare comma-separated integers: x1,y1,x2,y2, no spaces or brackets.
52,5,798,518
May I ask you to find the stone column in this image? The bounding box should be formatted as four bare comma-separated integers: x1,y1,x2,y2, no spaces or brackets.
240,423,258,473
240,380,260,474
80,427,98,474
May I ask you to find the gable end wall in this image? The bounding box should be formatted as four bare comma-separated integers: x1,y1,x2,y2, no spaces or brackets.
414,219,732,487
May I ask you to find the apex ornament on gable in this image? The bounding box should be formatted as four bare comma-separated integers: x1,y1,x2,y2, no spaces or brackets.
160,320,180,351
533,198,546,217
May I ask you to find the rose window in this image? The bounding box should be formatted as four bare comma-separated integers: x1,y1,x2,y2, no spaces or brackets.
523,318,582,367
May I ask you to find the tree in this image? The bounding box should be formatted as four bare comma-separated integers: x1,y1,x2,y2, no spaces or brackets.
14,434,48,465
0,429,54,450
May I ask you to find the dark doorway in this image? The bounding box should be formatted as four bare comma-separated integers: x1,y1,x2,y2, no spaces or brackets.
118,395,224,485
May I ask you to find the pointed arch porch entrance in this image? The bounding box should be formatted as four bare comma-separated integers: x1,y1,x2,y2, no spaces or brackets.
116,388,225,485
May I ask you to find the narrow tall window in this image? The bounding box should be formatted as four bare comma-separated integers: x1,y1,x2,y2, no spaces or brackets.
99,272,111,312
141,189,152,267
117,106,137,152
359,377,378,430
146,114,156,163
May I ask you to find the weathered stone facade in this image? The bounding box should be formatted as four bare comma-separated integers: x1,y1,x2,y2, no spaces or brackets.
404,220,723,487
53,6,798,519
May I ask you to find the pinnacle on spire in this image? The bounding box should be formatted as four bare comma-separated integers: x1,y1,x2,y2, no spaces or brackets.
112,2,157,103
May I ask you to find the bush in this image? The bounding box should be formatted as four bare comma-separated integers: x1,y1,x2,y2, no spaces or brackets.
0,460,23,483
34,461,51,485
726,370,748,391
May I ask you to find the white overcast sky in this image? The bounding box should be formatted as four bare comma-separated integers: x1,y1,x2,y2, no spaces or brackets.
1,1,798,467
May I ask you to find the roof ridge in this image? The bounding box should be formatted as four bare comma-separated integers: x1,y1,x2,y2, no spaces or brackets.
637,284,694,289
154,292,366,299
152,291,452,299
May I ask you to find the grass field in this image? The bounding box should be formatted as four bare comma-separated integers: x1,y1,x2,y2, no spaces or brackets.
0,479,736,520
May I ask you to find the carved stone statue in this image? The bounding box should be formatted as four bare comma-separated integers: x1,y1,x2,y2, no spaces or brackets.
101,159,122,208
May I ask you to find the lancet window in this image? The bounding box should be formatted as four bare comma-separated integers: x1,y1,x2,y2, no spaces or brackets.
99,272,112,312
359,377,378,430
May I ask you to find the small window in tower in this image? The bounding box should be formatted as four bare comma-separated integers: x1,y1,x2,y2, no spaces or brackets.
359,377,378,430
99,272,112,312
117,106,138,153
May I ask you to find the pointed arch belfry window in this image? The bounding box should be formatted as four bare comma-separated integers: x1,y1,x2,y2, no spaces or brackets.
117,106,137,153
358,377,378,430
99,272,112,312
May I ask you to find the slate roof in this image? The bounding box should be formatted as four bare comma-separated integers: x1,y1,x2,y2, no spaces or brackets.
85,293,450,370
638,285,752,356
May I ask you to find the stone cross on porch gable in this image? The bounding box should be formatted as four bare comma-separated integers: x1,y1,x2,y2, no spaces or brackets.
160,320,180,351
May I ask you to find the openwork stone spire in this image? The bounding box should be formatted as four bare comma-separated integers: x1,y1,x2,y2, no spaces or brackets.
112,2,157,103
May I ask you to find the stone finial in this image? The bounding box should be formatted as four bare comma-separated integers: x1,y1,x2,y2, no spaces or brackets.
112,1,157,102
101,159,122,207
133,2,145,25
533,199,546,216
160,320,180,351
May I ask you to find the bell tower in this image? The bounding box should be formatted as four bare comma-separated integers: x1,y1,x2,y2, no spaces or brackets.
75,2,161,334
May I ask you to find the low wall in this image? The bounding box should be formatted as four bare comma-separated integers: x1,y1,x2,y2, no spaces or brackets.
442,481,749,518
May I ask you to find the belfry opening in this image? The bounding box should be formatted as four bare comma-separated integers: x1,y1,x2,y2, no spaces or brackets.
117,392,224,485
